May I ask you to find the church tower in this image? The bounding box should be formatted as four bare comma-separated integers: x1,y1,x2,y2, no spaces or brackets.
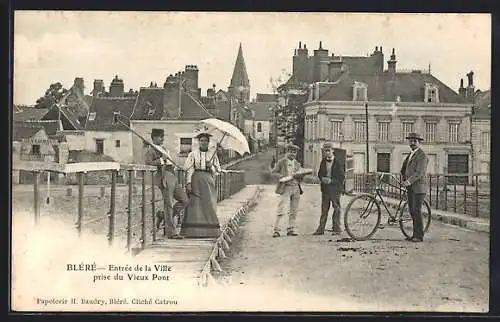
228,43,250,103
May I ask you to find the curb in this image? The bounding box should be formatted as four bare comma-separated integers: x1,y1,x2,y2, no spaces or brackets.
381,196,489,233
196,186,262,287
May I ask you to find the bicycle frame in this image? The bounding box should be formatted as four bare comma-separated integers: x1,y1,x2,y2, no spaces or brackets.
372,173,408,223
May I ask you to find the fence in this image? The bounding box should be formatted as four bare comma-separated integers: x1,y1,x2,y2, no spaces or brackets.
347,172,490,219
12,161,246,255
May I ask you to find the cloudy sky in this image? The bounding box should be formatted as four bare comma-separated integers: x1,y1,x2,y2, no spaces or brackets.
13,11,491,105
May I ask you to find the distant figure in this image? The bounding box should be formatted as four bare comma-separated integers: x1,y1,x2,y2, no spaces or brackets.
313,143,345,236
181,129,222,238
270,143,303,237
145,128,188,239
401,132,429,242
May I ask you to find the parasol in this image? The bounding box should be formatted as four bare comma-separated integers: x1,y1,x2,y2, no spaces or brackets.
197,118,251,161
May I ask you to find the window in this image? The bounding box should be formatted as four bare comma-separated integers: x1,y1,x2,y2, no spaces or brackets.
481,131,490,150
353,82,368,101
354,121,366,142
448,122,459,143
425,122,437,142
31,144,40,155
257,122,262,133
401,121,414,142
331,121,342,141
113,112,120,123
377,121,390,141
115,140,121,148
95,139,104,154
88,112,96,121
424,83,439,103
179,138,192,154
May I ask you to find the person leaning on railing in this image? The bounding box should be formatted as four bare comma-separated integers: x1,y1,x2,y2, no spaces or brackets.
144,128,188,240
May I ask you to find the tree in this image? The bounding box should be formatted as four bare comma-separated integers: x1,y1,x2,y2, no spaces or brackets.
34,82,69,109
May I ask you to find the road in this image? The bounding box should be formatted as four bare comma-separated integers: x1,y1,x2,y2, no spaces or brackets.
218,185,489,312
227,149,276,185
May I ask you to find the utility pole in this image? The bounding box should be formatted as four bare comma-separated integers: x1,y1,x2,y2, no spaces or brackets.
365,102,369,173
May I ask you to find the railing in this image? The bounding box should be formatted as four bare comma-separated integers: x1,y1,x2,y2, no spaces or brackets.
12,161,246,255
348,172,490,219
19,154,51,161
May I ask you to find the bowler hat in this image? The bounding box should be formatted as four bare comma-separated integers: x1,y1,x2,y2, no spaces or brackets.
405,132,423,141
286,143,300,151
322,142,334,150
151,128,164,137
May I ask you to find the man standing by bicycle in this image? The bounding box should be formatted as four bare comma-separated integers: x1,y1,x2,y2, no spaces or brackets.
401,132,429,242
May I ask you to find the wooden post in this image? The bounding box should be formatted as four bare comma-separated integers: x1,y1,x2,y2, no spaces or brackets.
453,182,457,213
428,175,432,208
475,175,479,217
151,170,156,242
46,171,51,204
141,170,146,250
33,171,40,224
108,170,116,246
77,172,84,237
435,175,439,209
463,181,467,215
127,170,133,251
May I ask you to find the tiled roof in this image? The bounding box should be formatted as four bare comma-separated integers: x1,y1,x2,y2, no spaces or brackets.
130,87,214,121
85,97,137,131
247,102,273,121
256,93,278,102
13,108,49,122
20,120,61,136
13,122,45,141
318,71,466,104
42,105,84,130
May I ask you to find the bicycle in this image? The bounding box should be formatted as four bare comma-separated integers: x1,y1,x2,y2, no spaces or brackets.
343,173,432,241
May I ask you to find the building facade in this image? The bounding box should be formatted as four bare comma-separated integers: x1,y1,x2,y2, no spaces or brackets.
471,89,490,179
297,42,473,181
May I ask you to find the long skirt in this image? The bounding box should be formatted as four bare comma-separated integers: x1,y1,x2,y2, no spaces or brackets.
180,170,220,238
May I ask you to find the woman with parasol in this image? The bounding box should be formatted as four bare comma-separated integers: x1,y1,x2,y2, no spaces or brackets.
180,128,222,238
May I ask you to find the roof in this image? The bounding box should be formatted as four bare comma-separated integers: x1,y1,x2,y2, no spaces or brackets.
13,122,45,141
20,120,61,136
85,97,137,131
130,87,214,121
317,71,466,104
247,102,273,121
13,108,49,122
229,43,250,87
256,93,278,103
42,105,84,130
473,89,491,119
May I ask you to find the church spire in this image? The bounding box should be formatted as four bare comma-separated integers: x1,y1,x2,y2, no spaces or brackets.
228,43,250,102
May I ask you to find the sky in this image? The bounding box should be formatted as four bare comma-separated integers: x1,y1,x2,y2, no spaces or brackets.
13,11,491,105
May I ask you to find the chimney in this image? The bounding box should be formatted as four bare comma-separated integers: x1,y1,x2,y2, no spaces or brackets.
458,78,466,99
387,48,397,74
466,71,475,102
109,75,124,97
92,79,105,97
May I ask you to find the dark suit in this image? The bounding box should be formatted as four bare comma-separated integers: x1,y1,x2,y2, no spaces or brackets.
145,145,189,237
315,156,346,233
401,148,429,240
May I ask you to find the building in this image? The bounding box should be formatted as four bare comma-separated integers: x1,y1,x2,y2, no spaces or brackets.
83,96,137,163
296,42,472,182
471,89,490,178
243,101,274,148
129,70,216,165
228,43,251,104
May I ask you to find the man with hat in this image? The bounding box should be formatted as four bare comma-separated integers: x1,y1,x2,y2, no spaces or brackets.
400,132,429,242
145,128,188,239
269,143,304,237
313,142,346,236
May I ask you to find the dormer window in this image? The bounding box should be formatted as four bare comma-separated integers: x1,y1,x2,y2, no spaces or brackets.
113,111,120,123
88,112,96,121
353,82,368,101
425,83,439,103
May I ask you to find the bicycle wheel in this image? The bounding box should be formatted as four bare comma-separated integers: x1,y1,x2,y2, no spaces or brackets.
399,199,432,239
344,193,381,241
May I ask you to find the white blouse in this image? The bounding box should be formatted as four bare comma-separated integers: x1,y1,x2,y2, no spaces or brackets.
184,149,222,184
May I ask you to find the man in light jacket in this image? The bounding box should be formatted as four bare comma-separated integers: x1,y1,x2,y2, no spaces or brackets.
270,143,303,237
